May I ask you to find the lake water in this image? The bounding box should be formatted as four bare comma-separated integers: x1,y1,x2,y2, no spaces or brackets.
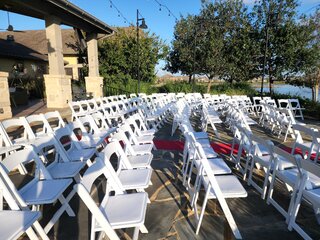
254,84,320,101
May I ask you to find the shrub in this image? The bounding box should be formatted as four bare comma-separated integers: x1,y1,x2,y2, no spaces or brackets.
210,82,256,96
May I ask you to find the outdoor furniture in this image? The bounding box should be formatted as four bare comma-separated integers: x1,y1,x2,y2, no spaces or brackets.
288,159,320,240
0,175,49,240
73,159,149,240
266,147,317,223
288,99,304,120
0,148,75,234
291,124,320,162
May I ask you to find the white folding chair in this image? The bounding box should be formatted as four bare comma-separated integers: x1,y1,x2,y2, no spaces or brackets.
73,159,148,240
191,153,247,237
288,99,304,120
0,148,75,234
0,175,49,240
291,124,320,162
288,159,320,240
53,126,96,162
266,147,319,224
247,135,274,199
98,140,152,191
116,127,153,155
111,130,153,168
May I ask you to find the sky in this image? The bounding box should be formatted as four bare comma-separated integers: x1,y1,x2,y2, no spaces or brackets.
0,0,319,75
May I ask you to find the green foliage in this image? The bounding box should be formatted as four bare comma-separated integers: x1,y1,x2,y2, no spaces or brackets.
210,82,257,96
165,15,196,80
157,81,206,93
99,27,168,85
9,67,44,99
166,0,319,96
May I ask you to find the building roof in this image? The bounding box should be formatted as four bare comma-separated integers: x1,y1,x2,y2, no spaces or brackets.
0,0,114,35
0,29,79,61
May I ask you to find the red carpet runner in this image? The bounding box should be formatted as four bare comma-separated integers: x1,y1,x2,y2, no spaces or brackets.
153,140,319,162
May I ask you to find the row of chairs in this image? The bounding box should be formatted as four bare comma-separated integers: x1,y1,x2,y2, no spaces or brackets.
172,99,247,239
0,93,174,239
258,100,297,141
233,123,320,239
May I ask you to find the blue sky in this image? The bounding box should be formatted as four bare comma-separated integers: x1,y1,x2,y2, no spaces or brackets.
0,0,319,75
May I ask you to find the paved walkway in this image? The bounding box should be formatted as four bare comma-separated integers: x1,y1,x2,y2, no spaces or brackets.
10,102,320,239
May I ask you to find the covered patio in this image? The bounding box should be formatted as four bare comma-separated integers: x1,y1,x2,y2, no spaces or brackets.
0,0,114,120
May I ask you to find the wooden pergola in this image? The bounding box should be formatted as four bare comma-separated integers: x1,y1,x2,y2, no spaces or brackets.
0,0,114,119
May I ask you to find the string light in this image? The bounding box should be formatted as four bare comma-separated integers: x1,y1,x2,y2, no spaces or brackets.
108,0,133,25
153,0,178,21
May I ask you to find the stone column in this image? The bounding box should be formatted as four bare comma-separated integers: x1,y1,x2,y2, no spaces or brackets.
85,33,103,98
44,16,72,108
0,72,12,120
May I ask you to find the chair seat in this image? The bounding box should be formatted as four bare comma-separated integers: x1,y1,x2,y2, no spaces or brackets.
278,168,320,190
253,154,294,170
132,144,153,154
303,188,320,203
118,168,152,189
127,154,153,168
140,129,156,136
193,132,209,140
67,147,96,161
190,146,217,159
100,192,148,229
203,175,247,199
253,155,272,167
20,179,72,205
195,158,231,175
136,135,154,144
47,161,86,179
197,139,212,149
0,210,41,240
79,136,102,149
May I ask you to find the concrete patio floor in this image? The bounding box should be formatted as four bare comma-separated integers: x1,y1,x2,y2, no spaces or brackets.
11,101,320,240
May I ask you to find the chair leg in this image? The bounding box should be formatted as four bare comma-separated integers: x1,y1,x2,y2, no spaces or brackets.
140,224,148,233
132,227,140,240
195,190,210,235
313,205,320,224
32,221,50,240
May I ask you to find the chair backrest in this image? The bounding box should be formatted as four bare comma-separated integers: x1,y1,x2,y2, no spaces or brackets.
292,124,314,143
91,111,112,130
0,118,34,145
111,129,135,155
277,99,289,109
288,99,301,109
25,114,48,138
73,159,120,240
53,125,82,152
43,111,66,133
1,148,52,181
250,134,274,156
0,124,12,147
273,146,301,171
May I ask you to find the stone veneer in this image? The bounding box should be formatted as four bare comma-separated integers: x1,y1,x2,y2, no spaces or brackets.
85,76,104,98
44,74,72,108
0,72,12,120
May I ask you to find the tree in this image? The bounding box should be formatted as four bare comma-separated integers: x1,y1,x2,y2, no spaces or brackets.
286,9,320,101
253,0,302,94
99,27,168,90
165,15,197,83
166,0,259,91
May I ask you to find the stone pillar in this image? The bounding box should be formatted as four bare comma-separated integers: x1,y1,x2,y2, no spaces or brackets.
0,72,12,120
44,16,72,108
85,33,103,98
